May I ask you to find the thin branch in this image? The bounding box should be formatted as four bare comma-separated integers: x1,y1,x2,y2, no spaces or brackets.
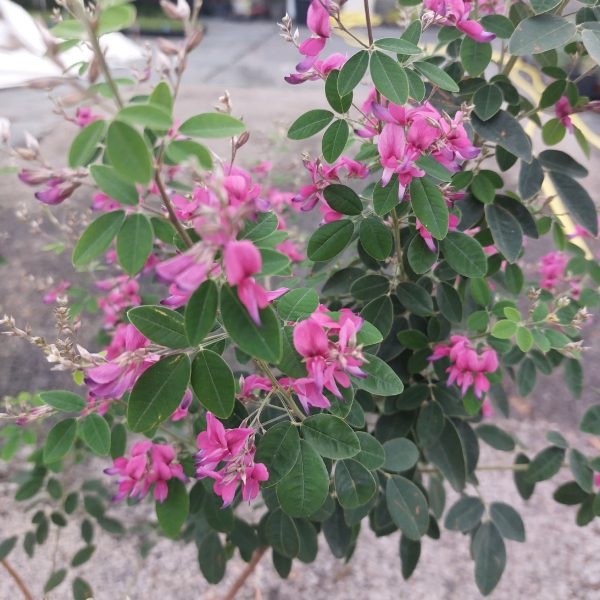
223,546,268,600
1,560,34,600
154,171,194,248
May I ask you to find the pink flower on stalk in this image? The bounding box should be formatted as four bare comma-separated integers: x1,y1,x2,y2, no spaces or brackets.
378,124,425,198
286,52,347,85
75,107,101,128
96,276,141,327
555,96,574,133
238,374,273,399
35,179,80,205
290,308,367,412
223,240,287,324
85,324,156,400
43,280,71,304
92,192,121,212
195,412,268,506
105,441,187,503
171,389,193,421
424,0,496,42
429,335,498,398
538,251,569,291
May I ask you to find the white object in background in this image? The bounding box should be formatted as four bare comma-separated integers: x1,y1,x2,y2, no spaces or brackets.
0,0,142,89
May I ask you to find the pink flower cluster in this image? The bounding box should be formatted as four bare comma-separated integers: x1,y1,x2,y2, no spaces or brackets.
195,412,268,506
96,275,142,327
293,156,369,222
18,168,82,205
429,335,498,398
555,96,574,133
42,280,71,304
286,1,348,85
368,100,479,199
538,251,581,299
155,166,288,322
424,0,496,42
286,307,367,412
105,440,186,503
75,107,101,128
85,324,156,400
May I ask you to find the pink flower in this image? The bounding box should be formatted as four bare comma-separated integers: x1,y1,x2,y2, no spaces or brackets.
555,96,574,133
96,276,141,327
307,0,331,38
289,308,366,412
85,324,156,400
238,374,273,399
538,251,568,291
276,239,305,262
105,441,187,503
35,180,79,205
481,397,494,418
43,280,71,304
75,107,101,128
195,412,268,506
378,124,425,197
424,0,495,42
171,389,193,421
429,335,498,398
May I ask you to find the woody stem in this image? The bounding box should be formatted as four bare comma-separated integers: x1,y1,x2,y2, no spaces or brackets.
154,171,194,249
223,546,268,600
1,560,34,600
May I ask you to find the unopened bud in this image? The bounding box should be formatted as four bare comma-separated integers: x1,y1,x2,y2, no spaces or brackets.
158,37,179,55
235,131,250,150
185,28,204,53
160,0,190,21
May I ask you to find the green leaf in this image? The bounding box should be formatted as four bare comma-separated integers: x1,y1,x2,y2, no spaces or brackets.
71,545,96,567
190,350,235,418
538,150,587,178
437,282,462,322
580,404,600,435
476,424,515,452
509,15,576,55
322,119,349,163
98,3,136,34
396,282,434,316
485,204,523,263
307,219,354,262
423,419,467,491
407,234,438,274
44,569,67,593
569,448,593,493
386,475,430,540
373,175,400,216
416,402,445,448
265,509,300,558
409,177,449,240
542,118,566,145
220,285,282,363
72,210,125,267
325,69,353,113
356,353,404,396
40,390,86,412
360,296,393,339
127,354,191,432
68,120,106,167
481,15,514,38
354,432,386,470
256,422,300,486
473,84,503,121
288,109,334,140
440,231,487,278
370,51,409,105
334,459,377,508
359,216,393,260
374,37,421,54
491,319,517,339
239,211,279,242
106,121,153,184
526,446,565,483
44,418,77,463
490,502,525,542
184,280,218,345
0,537,17,561
553,481,590,505
383,438,419,473
445,496,484,532
198,533,226,583
302,414,360,459
116,213,153,275
277,288,319,322
473,522,506,595
415,155,453,182
79,414,110,456
90,165,139,205
323,184,362,216
516,326,533,352
128,305,188,349
519,158,544,200
277,440,329,517
337,50,369,96
179,113,245,138
149,80,173,111
514,453,535,500
156,479,189,538
460,38,492,76
117,104,172,130
531,0,561,13
166,140,213,169
400,536,421,580
549,172,598,236
413,61,459,92
583,28,600,66
471,111,532,162
72,577,94,600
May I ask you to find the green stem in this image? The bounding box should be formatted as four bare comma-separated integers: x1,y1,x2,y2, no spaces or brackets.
256,360,305,422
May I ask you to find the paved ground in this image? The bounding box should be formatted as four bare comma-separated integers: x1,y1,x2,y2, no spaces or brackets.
1,17,600,600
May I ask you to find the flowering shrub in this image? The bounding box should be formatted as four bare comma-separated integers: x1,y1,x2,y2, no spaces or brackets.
2,0,600,597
